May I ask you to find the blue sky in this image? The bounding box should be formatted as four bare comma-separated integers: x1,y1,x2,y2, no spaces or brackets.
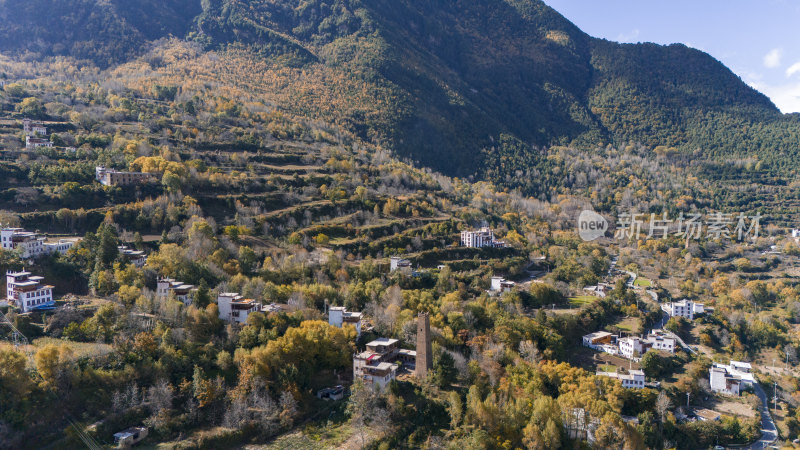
545,0,800,113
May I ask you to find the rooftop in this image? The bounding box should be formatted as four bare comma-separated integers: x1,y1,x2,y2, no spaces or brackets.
367,337,399,346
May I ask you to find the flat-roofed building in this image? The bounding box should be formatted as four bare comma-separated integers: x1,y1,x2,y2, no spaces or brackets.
7,270,54,313
582,331,615,350
710,366,741,395
1,228,81,259
119,245,147,268
25,136,52,149
217,292,262,324
597,369,645,389
328,306,363,335
95,166,155,186
23,119,47,136
661,299,704,320
461,227,506,248
156,277,196,305
390,256,412,272
490,276,516,293
353,337,407,389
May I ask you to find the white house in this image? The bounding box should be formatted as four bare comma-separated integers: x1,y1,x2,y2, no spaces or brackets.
389,256,412,272
43,238,79,254
1,228,44,258
709,366,741,395
217,292,262,324
7,270,54,313
792,229,800,239
661,299,704,320
490,276,516,293
597,369,645,389
461,227,505,248
113,427,148,447
118,245,147,268
156,277,196,305
25,136,52,149
0,228,78,259
582,331,615,350
354,338,400,389
95,166,155,186
23,119,47,136
618,337,646,359
646,329,676,354
328,306,363,335
713,361,755,386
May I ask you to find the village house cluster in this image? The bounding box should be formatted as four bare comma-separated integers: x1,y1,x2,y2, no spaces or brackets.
1,227,79,259
583,329,677,362
352,312,432,389
23,119,52,149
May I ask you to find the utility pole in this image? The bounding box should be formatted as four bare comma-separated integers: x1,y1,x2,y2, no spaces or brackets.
774,382,778,412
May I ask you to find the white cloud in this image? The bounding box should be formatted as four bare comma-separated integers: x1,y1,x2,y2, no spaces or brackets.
615,29,640,43
786,61,800,77
763,48,783,68
747,79,800,113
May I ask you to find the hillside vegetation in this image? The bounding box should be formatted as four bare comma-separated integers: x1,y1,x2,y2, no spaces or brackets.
0,0,798,185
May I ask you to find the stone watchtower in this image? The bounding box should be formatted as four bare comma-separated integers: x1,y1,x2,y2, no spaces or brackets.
415,312,433,378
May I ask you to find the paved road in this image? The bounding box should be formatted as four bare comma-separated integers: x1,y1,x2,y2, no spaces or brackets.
744,383,778,449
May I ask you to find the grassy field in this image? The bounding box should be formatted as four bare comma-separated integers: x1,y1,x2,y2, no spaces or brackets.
614,317,641,333
30,337,113,359
633,277,652,287
597,364,617,373
569,295,598,307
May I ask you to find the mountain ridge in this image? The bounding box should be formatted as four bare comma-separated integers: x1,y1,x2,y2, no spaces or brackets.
0,0,797,182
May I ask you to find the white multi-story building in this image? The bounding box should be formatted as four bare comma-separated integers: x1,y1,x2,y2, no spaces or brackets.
7,270,54,313
118,246,147,268
709,366,741,395
490,276,516,293
23,119,47,136
328,306,363,335
646,329,676,353
618,337,646,359
618,332,676,359
156,277,196,305
1,228,78,259
597,369,645,389
712,360,754,389
661,299,704,320
1,228,44,258
460,227,506,248
44,239,79,254
217,292,262,324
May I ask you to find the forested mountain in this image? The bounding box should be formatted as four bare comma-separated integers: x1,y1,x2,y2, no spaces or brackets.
0,0,798,181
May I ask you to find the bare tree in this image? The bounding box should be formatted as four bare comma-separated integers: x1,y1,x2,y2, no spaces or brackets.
519,340,541,364
656,391,672,423
785,344,797,365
